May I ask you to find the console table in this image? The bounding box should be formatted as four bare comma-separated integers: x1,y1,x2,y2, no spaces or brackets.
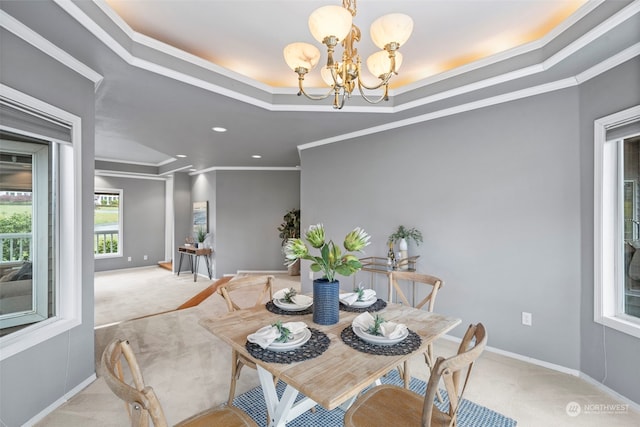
357,255,420,302
177,245,213,282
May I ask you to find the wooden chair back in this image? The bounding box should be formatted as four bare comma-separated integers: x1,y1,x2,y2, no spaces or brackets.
422,323,488,426
389,271,442,311
217,274,274,312
101,339,168,427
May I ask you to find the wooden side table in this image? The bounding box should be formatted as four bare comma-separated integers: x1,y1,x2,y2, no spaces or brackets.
177,245,213,282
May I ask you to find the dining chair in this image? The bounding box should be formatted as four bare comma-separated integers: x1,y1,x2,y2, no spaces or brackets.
344,323,487,427
216,274,275,405
389,270,443,388
101,338,257,427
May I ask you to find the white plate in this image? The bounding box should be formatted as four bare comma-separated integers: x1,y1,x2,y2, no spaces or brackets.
273,297,312,311
353,326,408,346
345,297,377,308
267,328,312,352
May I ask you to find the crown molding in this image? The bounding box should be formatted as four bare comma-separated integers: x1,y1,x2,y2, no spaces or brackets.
49,0,639,115
0,9,103,90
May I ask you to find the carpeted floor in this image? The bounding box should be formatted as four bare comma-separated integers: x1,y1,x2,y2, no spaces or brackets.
233,370,517,427
94,266,213,326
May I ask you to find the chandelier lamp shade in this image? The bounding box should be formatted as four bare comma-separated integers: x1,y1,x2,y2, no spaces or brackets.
283,0,413,109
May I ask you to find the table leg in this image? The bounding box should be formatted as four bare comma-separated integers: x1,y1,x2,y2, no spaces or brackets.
193,255,199,282
204,255,212,279
257,365,317,427
177,253,185,276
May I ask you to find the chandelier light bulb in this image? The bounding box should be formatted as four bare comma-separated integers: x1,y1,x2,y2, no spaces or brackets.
308,5,353,44
283,42,321,72
367,51,403,78
320,66,344,87
370,13,414,49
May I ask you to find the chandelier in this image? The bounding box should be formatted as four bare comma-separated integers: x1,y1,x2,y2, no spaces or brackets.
283,0,413,109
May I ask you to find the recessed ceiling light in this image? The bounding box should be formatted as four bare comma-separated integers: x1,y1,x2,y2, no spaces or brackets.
176,154,187,158
251,155,262,159
212,127,227,132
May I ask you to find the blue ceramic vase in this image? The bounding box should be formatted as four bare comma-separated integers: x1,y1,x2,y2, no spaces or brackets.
312,278,340,325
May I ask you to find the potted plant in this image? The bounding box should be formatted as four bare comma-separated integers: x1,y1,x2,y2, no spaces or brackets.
196,226,208,248
284,224,370,325
388,225,422,269
277,209,301,275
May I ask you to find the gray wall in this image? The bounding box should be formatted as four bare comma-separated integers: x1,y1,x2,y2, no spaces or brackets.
0,23,96,426
214,170,300,276
190,172,216,278
300,58,640,403
94,176,166,272
173,172,193,271
579,58,640,403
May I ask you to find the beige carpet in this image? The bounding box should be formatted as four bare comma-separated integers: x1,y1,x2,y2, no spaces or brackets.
35,270,640,427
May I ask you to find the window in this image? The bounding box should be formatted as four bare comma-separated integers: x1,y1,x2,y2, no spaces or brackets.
594,105,640,339
0,139,52,333
0,85,82,360
94,189,123,258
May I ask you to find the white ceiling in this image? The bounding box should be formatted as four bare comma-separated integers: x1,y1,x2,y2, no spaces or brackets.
3,0,637,173
104,0,588,89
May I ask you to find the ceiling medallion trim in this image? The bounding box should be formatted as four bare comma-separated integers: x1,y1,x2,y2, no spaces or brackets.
52,0,639,115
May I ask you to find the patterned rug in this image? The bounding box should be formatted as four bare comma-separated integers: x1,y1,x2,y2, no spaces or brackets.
233,370,517,426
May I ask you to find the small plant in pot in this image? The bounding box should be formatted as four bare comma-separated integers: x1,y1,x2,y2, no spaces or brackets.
278,209,301,275
388,225,422,269
196,226,208,248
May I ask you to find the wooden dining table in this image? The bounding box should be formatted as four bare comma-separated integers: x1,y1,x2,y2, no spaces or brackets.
199,302,460,427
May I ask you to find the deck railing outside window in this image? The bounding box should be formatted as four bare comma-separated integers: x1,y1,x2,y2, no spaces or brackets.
94,229,119,255
0,232,31,263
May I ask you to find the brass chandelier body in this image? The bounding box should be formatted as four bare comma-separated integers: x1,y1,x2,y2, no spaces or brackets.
283,0,413,109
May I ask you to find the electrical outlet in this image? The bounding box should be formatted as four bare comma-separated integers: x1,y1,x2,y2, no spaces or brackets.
522,311,532,326
308,270,314,280
143,255,148,260
127,256,132,262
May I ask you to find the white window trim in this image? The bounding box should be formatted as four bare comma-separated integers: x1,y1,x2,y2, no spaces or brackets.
594,105,640,339
0,84,82,361
94,188,123,259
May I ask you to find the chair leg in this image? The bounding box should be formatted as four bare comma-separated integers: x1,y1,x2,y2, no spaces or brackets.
227,351,243,406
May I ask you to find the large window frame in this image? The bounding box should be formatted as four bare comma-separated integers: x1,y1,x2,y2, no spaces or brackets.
594,105,640,339
0,140,50,329
0,85,82,361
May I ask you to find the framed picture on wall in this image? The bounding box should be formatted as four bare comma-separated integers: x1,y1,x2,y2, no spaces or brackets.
193,201,208,234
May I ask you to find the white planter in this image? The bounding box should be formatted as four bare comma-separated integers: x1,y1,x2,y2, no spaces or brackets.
399,238,408,251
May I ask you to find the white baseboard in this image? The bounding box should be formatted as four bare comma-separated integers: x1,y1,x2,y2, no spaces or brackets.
236,270,288,274
442,334,640,410
22,373,97,427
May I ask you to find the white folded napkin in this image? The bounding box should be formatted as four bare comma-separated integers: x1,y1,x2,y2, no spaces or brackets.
379,321,408,339
352,311,375,330
352,312,407,339
273,289,312,307
247,321,308,349
339,289,376,305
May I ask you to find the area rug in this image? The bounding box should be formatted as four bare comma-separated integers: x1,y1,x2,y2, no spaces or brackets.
233,370,517,426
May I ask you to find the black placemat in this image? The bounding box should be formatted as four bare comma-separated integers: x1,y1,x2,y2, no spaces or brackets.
246,328,329,364
340,326,421,356
339,298,387,313
266,300,313,315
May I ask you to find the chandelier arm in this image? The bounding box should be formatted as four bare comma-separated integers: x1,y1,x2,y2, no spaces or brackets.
356,73,393,91
356,82,390,105
298,83,335,101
